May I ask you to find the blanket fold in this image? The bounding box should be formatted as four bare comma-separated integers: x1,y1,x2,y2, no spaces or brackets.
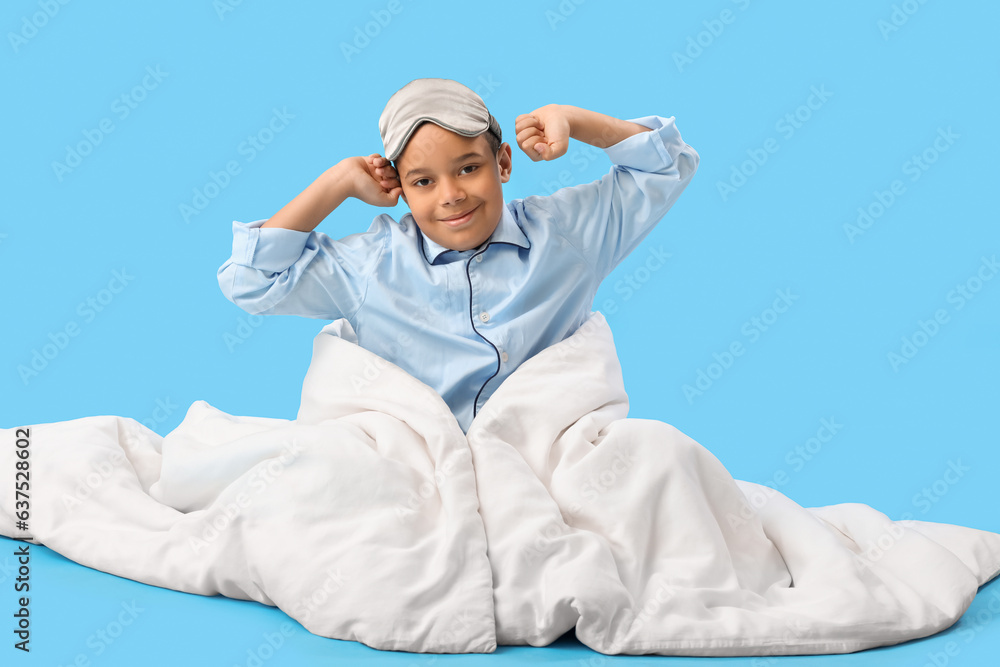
2,310,998,656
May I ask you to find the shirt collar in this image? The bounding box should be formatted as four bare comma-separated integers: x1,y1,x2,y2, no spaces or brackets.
418,201,530,265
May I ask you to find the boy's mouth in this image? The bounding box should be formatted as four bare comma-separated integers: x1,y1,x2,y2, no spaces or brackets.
440,204,480,227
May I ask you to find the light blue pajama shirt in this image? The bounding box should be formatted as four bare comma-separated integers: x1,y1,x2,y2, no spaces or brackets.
217,114,699,433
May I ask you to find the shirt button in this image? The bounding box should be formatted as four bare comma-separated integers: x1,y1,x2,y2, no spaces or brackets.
479,311,490,323
475,254,483,263
501,351,509,363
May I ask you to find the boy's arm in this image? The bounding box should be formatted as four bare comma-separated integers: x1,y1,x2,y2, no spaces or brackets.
517,104,651,158
516,104,699,280
217,154,402,319
261,154,401,232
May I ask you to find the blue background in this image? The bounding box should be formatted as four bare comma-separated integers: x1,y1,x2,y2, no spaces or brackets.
2,0,998,665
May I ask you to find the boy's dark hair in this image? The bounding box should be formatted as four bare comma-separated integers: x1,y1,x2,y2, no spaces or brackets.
482,127,502,158
391,126,502,177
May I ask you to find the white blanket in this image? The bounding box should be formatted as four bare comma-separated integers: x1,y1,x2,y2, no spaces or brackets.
3,311,999,656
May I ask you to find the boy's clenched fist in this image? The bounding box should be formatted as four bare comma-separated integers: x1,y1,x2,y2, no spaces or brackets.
515,104,573,162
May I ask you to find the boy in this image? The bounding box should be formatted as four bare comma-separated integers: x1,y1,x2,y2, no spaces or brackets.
218,78,699,433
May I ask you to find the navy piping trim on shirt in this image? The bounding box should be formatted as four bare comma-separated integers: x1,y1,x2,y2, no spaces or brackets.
417,225,432,265
466,241,520,420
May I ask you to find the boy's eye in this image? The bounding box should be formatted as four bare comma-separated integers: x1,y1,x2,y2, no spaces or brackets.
412,165,478,188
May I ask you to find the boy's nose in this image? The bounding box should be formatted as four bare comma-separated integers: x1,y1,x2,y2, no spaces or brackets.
438,178,466,205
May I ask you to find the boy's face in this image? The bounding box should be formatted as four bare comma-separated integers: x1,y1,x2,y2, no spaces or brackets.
395,122,512,252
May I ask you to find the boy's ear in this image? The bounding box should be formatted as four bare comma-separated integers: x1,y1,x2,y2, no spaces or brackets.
497,142,513,183
392,159,408,204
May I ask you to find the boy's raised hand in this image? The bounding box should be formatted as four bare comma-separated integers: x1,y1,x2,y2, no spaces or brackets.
343,153,403,207
515,104,572,162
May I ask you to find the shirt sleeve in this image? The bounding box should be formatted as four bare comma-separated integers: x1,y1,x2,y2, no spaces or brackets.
216,216,388,320
522,115,699,281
